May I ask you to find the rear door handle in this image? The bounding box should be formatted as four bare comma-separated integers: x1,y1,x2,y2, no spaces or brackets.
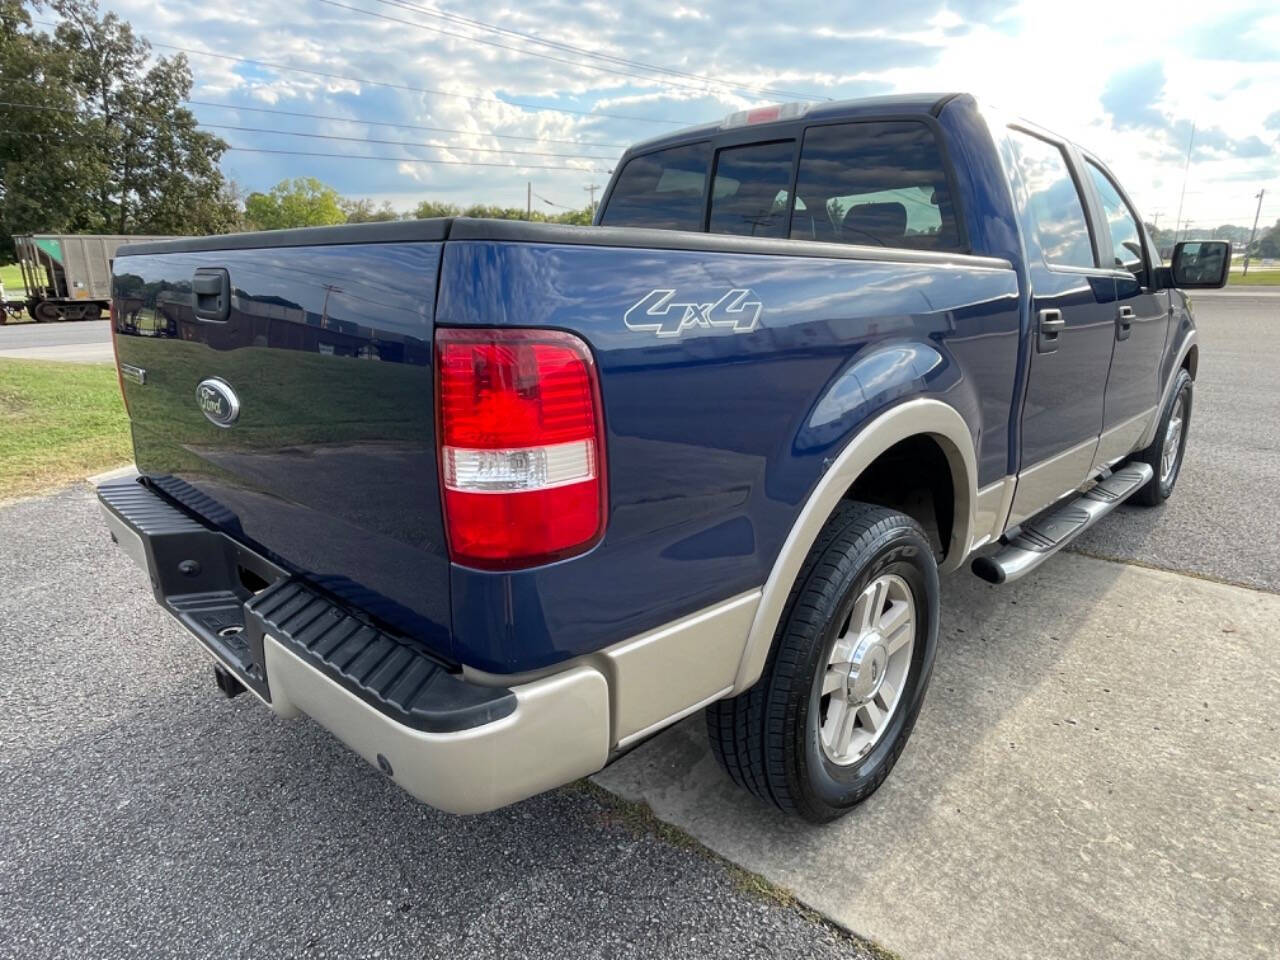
1116,304,1134,341
1037,308,1064,354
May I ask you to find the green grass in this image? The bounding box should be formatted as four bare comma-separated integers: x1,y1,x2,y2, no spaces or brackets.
0,261,24,295
1229,269,1280,286
0,358,132,501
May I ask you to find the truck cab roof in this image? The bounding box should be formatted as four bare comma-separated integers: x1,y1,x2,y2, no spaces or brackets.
624,92,963,155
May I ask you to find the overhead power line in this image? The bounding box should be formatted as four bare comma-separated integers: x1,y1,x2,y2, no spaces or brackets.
219,145,611,172
318,0,829,103
186,100,631,148
198,122,618,160
363,0,828,102
0,124,612,170
0,95,632,149
29,17,690,126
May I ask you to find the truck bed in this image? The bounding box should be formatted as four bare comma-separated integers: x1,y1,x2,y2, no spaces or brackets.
113,217,1017,673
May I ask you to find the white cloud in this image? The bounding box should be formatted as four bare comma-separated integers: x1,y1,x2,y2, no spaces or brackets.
77,0,1280,224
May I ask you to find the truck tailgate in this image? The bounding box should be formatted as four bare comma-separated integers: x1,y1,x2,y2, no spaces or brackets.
111,225,452,660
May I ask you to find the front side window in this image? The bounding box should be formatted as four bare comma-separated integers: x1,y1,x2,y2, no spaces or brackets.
1009,130,1096,269
599,142,710,231
791,121,963,251
1086,160,1147,284
708,140,795,238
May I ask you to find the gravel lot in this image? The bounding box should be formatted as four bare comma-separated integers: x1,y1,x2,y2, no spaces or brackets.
0,292,1273,959
0,487,876,960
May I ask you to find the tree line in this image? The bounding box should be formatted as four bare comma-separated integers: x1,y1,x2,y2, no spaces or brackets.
1145,220,1280,259
246,177,595,231
0,0,594,262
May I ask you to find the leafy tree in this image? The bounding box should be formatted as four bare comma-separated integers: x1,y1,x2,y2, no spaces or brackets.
0,0,237,256
394,200,596,225
244,177,346,230
460,203,528,220
409,199,461,220
1257,219,1280,260
0,0,98,258
341,197,400,223
50,0,236,234
552,205,594,226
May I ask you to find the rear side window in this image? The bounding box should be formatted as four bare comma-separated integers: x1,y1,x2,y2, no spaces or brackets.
1008,130,1096,268
708,140,795,238
791,121,962,251
599,142,710,231
1085,160,1147,284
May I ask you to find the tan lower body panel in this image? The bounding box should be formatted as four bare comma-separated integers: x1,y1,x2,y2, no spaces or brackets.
603,590,761,748
1092,407,1156,473
1007,436,1098,527
263,636,611,815
972,476,1016,551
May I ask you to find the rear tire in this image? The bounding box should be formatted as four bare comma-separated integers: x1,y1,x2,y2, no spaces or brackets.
706,501,939,822
1131,369,1192,506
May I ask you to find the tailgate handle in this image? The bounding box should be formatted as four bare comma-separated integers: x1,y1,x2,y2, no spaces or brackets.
191,268,231,322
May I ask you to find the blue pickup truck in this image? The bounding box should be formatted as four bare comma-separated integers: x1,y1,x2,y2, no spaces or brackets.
101,93,1229,822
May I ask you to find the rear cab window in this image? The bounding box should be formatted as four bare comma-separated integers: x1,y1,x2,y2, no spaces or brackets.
709,140,794,238
598,142,710,231
791,121,961,251
600,118,964,253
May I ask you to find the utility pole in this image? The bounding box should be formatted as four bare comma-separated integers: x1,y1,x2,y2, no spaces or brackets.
584,182,602,216
527,182,532,221
1243,188,1265,276
1173,122,1195,243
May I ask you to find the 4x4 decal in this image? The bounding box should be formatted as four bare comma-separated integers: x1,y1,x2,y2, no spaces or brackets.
623,288,763,338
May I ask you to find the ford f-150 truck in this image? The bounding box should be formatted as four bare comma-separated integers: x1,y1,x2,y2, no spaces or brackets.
100,93,1229,822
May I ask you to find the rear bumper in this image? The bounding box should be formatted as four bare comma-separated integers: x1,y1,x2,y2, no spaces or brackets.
98,478,609,815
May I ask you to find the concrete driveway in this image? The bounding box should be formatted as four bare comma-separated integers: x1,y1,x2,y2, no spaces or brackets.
596,289,1280,960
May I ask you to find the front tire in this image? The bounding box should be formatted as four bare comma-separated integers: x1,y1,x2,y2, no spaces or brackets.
1131,369,1192,506
706,501,939,822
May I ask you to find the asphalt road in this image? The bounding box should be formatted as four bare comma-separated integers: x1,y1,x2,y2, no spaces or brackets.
0,317,113,363
1069,290,1280,591
0,290,1275,959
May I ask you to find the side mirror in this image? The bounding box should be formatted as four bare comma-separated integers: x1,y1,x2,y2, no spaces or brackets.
1170,240,1231,289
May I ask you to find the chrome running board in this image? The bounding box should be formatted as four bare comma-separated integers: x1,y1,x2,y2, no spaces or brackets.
971,462,1154,585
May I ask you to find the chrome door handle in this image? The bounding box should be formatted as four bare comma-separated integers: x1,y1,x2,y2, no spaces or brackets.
1037,308,1064,354
1116,304,1134,341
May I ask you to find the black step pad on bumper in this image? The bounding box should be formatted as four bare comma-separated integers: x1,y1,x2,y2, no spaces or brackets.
247,579,515,732
99,478,515,733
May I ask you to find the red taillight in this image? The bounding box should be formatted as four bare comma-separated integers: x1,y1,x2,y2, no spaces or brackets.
435,327,606,570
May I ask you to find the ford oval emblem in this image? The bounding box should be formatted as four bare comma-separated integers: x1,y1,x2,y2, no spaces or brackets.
195,378,240,427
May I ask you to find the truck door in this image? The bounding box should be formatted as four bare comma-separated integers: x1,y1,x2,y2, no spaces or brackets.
1081,158,1170,470
1005,128,1116,525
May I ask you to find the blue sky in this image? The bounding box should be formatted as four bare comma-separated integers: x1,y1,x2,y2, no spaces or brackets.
89,0,1280,229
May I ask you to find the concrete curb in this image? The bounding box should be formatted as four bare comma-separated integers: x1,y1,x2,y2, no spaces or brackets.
85,464,138,486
